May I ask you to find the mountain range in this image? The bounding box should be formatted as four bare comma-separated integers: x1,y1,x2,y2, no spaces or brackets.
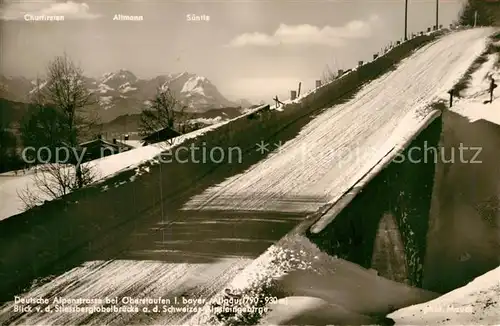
0,71,254,122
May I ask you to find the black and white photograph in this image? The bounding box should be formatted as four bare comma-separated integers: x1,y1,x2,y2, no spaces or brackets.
0,0,499,325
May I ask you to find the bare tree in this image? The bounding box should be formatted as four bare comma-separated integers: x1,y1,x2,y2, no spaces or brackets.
17,163,99,210
139,87,189,144
321,64,337,84
43,55,98,145
0,114,20,173
19,54,99,208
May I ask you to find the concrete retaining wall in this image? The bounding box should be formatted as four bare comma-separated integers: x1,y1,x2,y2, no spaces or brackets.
423,110,500,293
307,114,442,287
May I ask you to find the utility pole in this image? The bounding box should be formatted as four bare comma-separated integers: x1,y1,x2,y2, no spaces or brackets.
436,0,439,30
404,0,408,41
474,11,478,27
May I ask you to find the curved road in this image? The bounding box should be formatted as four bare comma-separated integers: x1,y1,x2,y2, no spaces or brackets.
0,28,493,325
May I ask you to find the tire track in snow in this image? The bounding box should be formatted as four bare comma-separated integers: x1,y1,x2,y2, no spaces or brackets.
0,259,251,325
183,28,493,213
0,210,299,325
0,29,493,326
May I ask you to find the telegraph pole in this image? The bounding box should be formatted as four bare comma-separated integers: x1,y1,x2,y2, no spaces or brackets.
436,0,439,30
404,0,408,40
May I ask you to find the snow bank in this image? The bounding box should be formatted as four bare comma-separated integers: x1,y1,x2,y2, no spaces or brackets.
188,117,224,125
451,52,500,127
188,234,437,325
452,100,500,126
389,266,500,325
121,140,142,148
0,104,270,221
257,296,378,326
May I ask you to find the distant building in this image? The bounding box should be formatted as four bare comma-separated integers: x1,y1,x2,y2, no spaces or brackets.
142,127,182,146
79,135,134,162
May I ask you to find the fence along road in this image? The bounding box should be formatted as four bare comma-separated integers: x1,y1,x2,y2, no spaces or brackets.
183,28,493,214
0,28,494,326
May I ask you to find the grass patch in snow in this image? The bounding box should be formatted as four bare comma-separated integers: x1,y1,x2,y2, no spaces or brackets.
454,52,491,96
454,34,500,95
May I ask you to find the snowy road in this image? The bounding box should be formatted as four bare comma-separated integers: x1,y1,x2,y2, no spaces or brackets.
0,259,252,325
0,29,494,325
183,28,493,213
0,211,303,325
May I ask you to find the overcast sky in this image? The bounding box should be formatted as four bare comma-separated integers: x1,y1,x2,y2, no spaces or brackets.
1,0,465,102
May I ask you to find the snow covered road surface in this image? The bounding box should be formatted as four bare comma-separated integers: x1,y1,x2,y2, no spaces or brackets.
183,28,494,213
0,210,302,324
0,258,252,325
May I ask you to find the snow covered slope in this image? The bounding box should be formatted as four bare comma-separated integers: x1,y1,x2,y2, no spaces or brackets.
452,47,500,125
388,266,499,325
183,28,494,214
0,104,269,221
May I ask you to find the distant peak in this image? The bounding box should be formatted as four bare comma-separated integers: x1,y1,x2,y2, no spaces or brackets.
99,69,137,84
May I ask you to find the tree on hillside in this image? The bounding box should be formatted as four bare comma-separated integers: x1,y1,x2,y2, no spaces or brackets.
0,123,19,173
139,88,189,142
20,105,69,162
18,54,99,209
459,0,494,26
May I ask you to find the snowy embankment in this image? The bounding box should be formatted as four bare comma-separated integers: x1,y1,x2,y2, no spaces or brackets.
452,45,500,125
183,28,493,214
186,28,496,326
0,104,270,222
388,35,500,326
388,266,500,325
187,234,438,326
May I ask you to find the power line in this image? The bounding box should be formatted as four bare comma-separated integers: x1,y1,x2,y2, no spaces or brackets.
405,0,409,41
436,0,439,30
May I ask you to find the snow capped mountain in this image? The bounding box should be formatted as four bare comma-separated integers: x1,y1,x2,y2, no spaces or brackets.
99,69,138,88
0,70,252,122
181,76,207,96
154,72,236,111
28,80,47,95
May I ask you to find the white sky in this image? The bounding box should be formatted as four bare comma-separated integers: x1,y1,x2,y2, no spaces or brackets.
0,0,465,102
